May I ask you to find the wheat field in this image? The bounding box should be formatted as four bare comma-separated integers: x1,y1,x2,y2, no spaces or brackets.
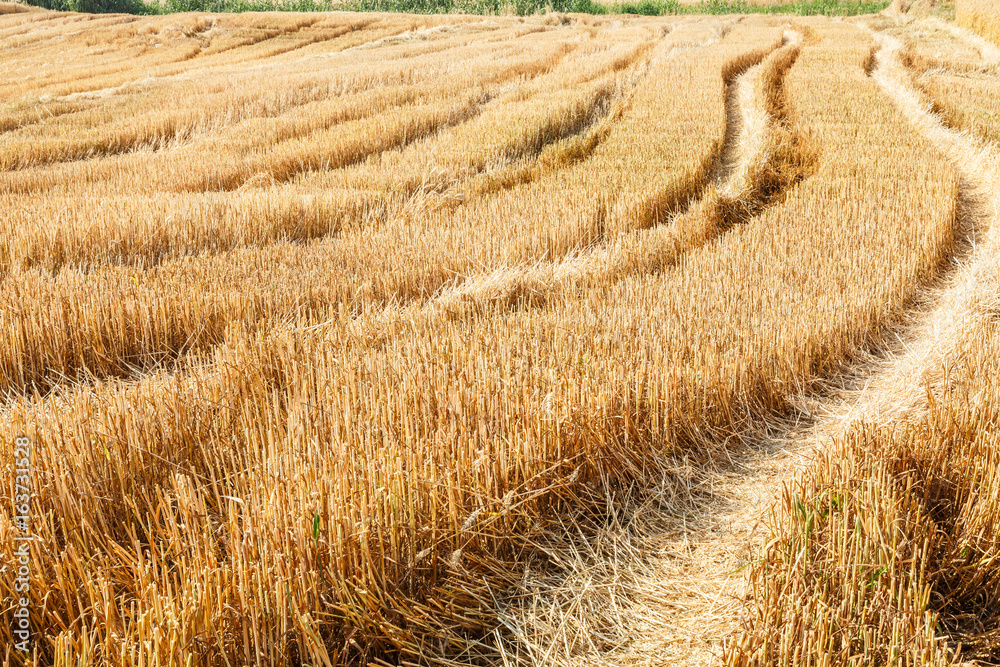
2,1,1000,665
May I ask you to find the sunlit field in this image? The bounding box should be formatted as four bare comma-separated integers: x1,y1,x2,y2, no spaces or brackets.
3,1,1000,665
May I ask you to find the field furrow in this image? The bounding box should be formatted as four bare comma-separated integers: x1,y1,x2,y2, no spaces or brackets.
0,25,778,400
0,20,417,162
0,16,960,667
0,13,375,94
4,8,995,667
412,30,811,318
295,35,654,199
495,19,964,663
730,22,1000,665
0,30,643,279
0,27,570,186
0,17,791,664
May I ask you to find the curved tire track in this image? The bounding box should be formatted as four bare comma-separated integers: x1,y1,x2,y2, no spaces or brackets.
819,27,1000,428
713,25,1000,666
0,38,653,400
497,22,990,667
419,32,810,320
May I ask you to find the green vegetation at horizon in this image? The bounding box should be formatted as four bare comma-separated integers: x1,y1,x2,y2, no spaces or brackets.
21,0,890,18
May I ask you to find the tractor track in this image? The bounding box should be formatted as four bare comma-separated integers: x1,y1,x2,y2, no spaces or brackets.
494,21,998,666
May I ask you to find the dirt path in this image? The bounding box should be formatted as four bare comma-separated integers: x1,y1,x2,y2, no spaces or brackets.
592,32,814,666
644,20,1000,665
502,16,1000,666
647,18,1000,665
497,29,814,667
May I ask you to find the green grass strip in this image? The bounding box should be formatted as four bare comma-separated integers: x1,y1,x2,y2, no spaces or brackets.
23,0,889,22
